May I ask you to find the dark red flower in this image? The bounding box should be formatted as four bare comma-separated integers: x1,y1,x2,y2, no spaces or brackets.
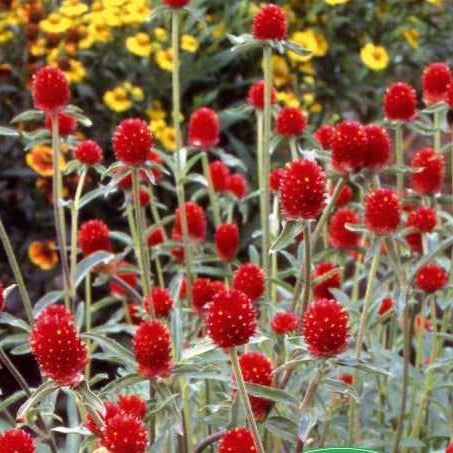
415,263,448,293
78,219,111,256
364,188,401,235
171,247,184,263
363,124,391,171
109,261,138,299
133,320,172,378
232,262,265,302
32,66,69,113
30,305,89,386
113,118,153,166
101,414,148,453
172,202,206,243
314,124,335,150
405,206,437,252
275,107,307,137
331,121,367,173
117,395,147,420
74,140,103,166
116,169,146,191
252,4,287,41
383,82,417,121
227,173,248,199
192,278,226,313
269,168,286,193
247,80,277,110
446,441,453,453
144,287,173,318
163,0,190,8
302,298,349,358
280,158,326,220
218,428,256,453
86,401,120,437
147,227,165,247
414,314,432,333
422,62,452,105
329,207,361,249
340,374,354,386
209,160,230,192
127,303,142,325
334,184,353,207
45,112,76,135
148,150,164,182
188,107,220,148
0,429,36,453
410,148,445,195
444,82,453,108
206,289,257,348
270,311,298,335
132,187,151,206
215,223,240,262
312,261,341,300
378,297,394,316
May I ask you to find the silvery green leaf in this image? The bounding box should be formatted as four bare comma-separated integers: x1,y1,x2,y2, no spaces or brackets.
11,109,43,124
271,221,304,253
0,125,19,136
74,251,115,288
283,40,311,57
298,409,317,442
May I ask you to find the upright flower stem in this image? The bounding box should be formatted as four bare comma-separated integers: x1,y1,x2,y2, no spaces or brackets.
289,138,298,161
394,124,404,198
230,347,265,453
201,151,221,226
296,224,311,319
148,197,165,288
0,216,33,324
271,196,279,302
433,110,441,153
256,110,266,263
84,272,92,380
299,365,323,411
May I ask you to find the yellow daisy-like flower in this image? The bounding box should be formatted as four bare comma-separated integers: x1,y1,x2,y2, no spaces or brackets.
360,43,389,71
102,0,128,7
28,240,59,271
212,22,226,39
325,0,349,4
276,91,300,108
39,12,73,34
26,146,66,177
59,0,89,18
272,55,292,88
155,49,173,72
62,59,86,83
181,35,199,53
150,119,166,136
426,0,442,5
130,86,144,102
160,126,176,151
288,29,328,63
103,86,133,112
147,101,166,121
123,2,150,25
403,29,419,49
154,27,168,42
104,7,123,27
126,32,152,57
0,23,13,43
299,61,315,76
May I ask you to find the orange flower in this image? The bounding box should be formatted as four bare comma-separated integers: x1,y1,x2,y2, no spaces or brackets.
26,145,65,176
28,240,59,270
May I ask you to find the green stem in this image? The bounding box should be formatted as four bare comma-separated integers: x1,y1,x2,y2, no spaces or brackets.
149,380,155,446
298,223,312,318
289,137,298,161
433,111,441,153
395,124,404,198
299,365,323,411
271,196,279,302
84,272,92,380
202,152,221,226
256,110,266,269
180,379,194,453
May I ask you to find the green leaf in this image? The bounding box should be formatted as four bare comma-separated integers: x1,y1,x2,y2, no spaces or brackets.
283,40,311,57
83,332,135,368
243,382,299,406
421,102,447,114
11,109,44,124
0,390,26,412
17,380,56,421
76,382,105,417
265,416,298,442
0,126,19,137
298,409,317,442
0,312,30,332
33,290,64,317
79,186,109,209
10,343,30,355
52,425,91,435
101,373,145,396
335,357,392,377
74,251,115,288
171,308,182,362
270,221,304,253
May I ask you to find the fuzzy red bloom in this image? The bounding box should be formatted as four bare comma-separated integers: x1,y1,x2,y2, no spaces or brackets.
422,62,452,105
0,429,35,453
113,118,153,166
101,414,148,453
219,428,257,453
144,287,173,318
227,173,248,199
163,0,190,8
331,121,367,173
78,219,111,256
171,247,184,263
192,278,226,313
133,320,172,378
32,66,69,113
340,373,354,386
280,158,326,220
364,188,401,235
215,223,240,262
446,441,453,453
0,282,4,312
247,80,277,110
314,124,335,150
45,112,76,135
109,262,138,299
270,311,298,335
117,395,147,420
74,140,103,166
252,4,287,41
302,298,349,358
415,263,448,293
232,262,265,302
363,124,391,171
329,207,361,249
148,150,164,182
172,202,206,243
206,289,257,348
30,305,89,386
378,297,394,317
209,160,230,192
405,206,437,252
312,261,341,300
116,169,146,191
188,107,220,148
410,147,445,195
147,227,165,247
132,187,151,206
238,352,273,421
86,401,120,437
444,83,453,108
334,184,353,207
383,82,417,121
275,107,307,137
269,168,286,193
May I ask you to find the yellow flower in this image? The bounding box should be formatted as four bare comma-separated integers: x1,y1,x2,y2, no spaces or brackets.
288,29,328,63
122,1,150,25
426,0,442,5
28,240,59,271
360,43,389,71
181,35,199,53
126,32,152,57
26,146,66,177
212,22,226,39
155,49,173,72
59,0,89,18
102,0,128,7
149,119,166,135
276,91,300,108
147,101,166,121
62,59,86,83
130,86,144,102
272,55,292,87
325,0,349,4
103,7,123,27
403,29,419,49
103,86,133,112
160,127,176,151
154,27,168,42
0,23,13,43
39,13,73,34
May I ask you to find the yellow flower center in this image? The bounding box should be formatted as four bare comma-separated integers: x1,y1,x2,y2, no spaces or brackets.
136,33,149,46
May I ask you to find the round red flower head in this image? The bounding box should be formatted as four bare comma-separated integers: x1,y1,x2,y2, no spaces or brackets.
172,201,206,243
215,223,240,262
275,107,307,137
78,219,111,256
145,287,174,318
219,428,257,453
364,188,401,235
378,297,394,317
302,298,349,358
30,304,89,386
270,311,298,335
101,413,148,453
238,352,273,421
422,62,452,105
444,82,453,108
383,82,417,121
247,80,277,110
74,140,103,166
117,394,147,420
314,124,336,150
415,263,448,293
252,4,287,41
363,124,391,171
45,112,76,135
331,121,367,173
163,0,190,8
335,184,353,207
232,262,265,302
312,261,341,300
86,400,120,436
405,206,437,253
32,66,69,113
192,278,225,314
148,227,165,247
206,289,257,348
410,147,445,195
209,160,230,192
269,167,286,193
133,319,172,378
227,173,248,199
329,207,361,250
188,107,220,148
446,441,453,453
113,118,153,167
280,158,326,220
0,429,36,453
109,261,138,300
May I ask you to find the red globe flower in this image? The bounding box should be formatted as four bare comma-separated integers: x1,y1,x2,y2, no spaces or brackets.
340,373,354,386
363,124,391,171
32,66,69,113
101,414,148,453
209,160,230,192
109,262,138,300
188,107,220,148
334,184,353,207
422,62,452,105
116,169,146,191
215,223,240,262
163,0,190,8
331,121,367,173
312,261,341,300
302,298,349,358
172,202,206,243
446,441,453,453
410,148,445,195
132,187,151,206
329,207,361,249
280,158,326,220
275,107,307,137
112,118,153,166
227,173,248,199
133,320,172,378
171,247,184,263
269,168,286,193
117,395,147,420
383,82,417,121
148,150,164,182
252,4,287,41
0,429,35,453
45,112,76,135
378,297,394,317
147,227,165,247
30,305,89,386
218,428,256,453
314,124,335,150
405,206,437,253
86,401,120,437
415,263,448,293
191,278,225,314
444,82,453,108
232,262,265,302
270,311,298,335
74,140,103,166
127,304,142,325
206,289,257,348
364,188,401,235
247,80,277,110
78,219,111,256
145,287,174,318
